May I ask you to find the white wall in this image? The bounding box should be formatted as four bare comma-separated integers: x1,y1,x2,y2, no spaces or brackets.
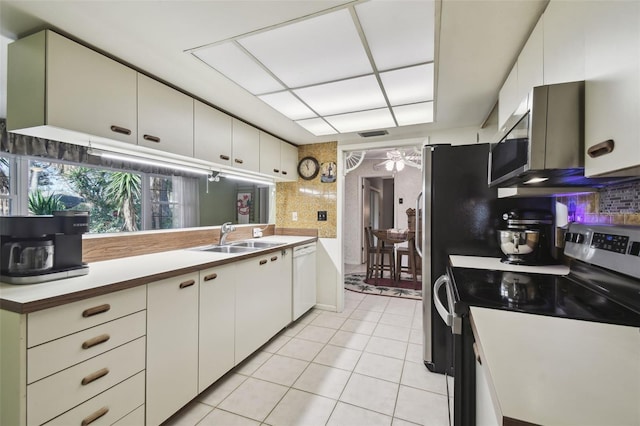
343,158,422,265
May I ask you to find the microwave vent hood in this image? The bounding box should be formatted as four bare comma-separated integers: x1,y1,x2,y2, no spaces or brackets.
490,82,586,188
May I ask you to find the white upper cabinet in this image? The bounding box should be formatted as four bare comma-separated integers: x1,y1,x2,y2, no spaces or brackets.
280,142,299,182
232,119,260,173
543,1,585,85
194,100,232,166
583,1,640,177
137,74,194,157
517,17,543,103
259,132,282,178
7,30,138,144
498,64,518,131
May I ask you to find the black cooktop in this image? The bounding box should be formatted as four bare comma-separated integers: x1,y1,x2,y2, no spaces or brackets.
448,265,640,327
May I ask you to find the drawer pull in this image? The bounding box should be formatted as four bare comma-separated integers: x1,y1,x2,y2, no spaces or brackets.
282,171,288,175
179,279,195,289
270,256,278,262
259,259,268,265
82,304,111,318
204,273,218,281
143,134,161,143
587,139,615,158
110,125,131,135
82,334,111,350
80,407,109,426
81,368,109,386
81,406,109,426
273,168,280,173
234,158,244,164
220,154,230,161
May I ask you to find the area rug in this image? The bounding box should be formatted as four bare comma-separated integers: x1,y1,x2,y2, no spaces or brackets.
344,273,422,300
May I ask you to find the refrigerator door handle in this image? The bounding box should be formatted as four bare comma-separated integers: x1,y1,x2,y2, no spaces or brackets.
415,192,423,258
433,275,452,326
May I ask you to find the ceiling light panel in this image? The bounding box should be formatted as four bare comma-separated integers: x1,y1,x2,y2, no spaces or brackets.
293,75,386,116
355,0,435,70
295,118,338,136
381,63,434,106
238,9,372,87
393,102,434,126
258,92,316,120
325,108,396,133
193,42,284,94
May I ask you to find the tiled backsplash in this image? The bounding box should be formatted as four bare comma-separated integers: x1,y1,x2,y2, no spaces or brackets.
556,179,640,226
275,142,337,238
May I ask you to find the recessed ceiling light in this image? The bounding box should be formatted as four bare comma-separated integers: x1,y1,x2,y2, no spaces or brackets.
324,108,396,133
381,64,434,106
295,118,337,136
524,177,549,184
393,102,434,126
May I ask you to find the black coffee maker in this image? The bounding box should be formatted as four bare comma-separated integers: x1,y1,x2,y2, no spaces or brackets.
1,211,89,284
497,209,555,265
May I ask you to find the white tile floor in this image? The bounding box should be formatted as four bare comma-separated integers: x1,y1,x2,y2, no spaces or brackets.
164,276,453,426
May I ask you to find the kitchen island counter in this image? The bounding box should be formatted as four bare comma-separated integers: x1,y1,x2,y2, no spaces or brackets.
0,235,315,313
470,306,640,425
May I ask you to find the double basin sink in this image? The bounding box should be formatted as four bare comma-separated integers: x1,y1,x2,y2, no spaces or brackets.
191,240,285,254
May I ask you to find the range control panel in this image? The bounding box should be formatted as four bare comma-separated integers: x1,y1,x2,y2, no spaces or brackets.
564,223,640,279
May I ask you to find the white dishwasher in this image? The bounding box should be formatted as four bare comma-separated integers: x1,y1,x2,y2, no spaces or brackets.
292,242,317,320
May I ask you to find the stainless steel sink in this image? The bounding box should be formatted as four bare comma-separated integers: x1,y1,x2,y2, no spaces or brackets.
193,245,258,254
231,241,284,249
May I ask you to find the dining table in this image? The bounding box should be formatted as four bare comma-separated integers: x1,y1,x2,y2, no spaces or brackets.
371,229,418,284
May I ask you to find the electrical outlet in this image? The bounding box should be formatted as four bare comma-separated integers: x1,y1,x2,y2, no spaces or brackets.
252,228,263,238
292,212,298,221
317,211,327,221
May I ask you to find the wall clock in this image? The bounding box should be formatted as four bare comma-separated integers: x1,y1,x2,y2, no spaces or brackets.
298,156,320,180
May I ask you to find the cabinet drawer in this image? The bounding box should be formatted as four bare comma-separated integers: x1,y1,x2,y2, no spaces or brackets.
43,371,144,426
112,404,144,426
27,337,145,426
28,311,146,384
28,286,146,347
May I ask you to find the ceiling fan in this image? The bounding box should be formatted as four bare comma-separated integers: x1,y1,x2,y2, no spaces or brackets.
374,148,422,174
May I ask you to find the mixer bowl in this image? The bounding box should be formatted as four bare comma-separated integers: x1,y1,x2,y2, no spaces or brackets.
498,229,540,256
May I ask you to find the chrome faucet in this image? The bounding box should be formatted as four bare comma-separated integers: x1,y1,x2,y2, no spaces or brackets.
219,222,236,245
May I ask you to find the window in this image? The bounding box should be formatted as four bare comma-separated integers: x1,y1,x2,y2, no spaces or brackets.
1,154,199,234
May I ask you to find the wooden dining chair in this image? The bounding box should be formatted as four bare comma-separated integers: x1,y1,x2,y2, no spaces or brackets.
396,236,421,283
364,226,395,280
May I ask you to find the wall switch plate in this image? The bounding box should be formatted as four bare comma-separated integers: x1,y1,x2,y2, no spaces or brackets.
292,212,298,221
252,228,263,238
317,211,327,221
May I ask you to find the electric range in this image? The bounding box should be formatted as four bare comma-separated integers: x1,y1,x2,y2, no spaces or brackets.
441,223,640,426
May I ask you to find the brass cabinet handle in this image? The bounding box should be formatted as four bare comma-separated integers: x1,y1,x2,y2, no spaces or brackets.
234,158,244,164
203,273,217,281
82,334,111,350
587,139,615,158
270,256,278,262
82,304,111,318
273,168,280,173
81,368,109,386
259,259,268,265
143,134,161,143
110,125,131,135
179,279,195,289
81,406,109,426
282,171,288,175
220,154,230,161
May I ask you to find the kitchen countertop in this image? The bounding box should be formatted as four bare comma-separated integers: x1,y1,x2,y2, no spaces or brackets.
449,255,570,275
0,235,315,314
470,306,640,426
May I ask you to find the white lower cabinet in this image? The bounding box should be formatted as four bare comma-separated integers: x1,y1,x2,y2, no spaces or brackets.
146,273,199,426
235,249,292,362
475,345,499,426
198,264,236,393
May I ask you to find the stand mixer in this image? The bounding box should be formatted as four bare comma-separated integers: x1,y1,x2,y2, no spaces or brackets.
497,209,555,265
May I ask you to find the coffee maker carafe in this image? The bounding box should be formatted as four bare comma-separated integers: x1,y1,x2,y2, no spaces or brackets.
1,211,89,284
497,209,555,265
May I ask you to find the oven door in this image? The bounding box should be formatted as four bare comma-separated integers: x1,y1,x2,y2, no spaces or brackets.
435,272,477,426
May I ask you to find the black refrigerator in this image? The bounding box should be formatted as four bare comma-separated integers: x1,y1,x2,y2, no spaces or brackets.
419,143,519,375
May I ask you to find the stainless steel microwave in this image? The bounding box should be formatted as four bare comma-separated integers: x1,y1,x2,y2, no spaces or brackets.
488,81,585,187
